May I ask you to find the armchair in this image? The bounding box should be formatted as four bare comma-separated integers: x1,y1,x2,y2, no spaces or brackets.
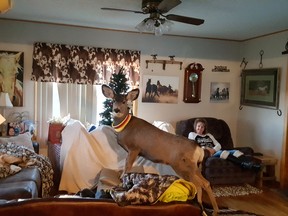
175,117,259,186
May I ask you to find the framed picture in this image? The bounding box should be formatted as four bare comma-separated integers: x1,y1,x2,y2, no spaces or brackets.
210,82,230,102
142,75,179,104
0,50,24,107
240,68,280,110
7,122,24,136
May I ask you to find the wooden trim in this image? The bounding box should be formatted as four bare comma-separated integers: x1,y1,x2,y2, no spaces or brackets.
280,59,288,189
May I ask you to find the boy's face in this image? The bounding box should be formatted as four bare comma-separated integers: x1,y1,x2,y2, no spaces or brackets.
195,122,205,135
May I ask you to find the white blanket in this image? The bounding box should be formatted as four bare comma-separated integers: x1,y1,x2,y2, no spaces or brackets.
59,121,177,193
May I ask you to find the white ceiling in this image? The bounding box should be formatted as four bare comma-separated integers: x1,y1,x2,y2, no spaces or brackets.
1,0,288,41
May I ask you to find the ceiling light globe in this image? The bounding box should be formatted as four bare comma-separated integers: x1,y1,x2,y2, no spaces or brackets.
154,27,163,36
145,19,155,31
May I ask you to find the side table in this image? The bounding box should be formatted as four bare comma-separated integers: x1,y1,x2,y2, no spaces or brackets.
254,155,278,187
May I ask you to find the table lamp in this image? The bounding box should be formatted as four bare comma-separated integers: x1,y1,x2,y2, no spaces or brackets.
0,92,13,108
0,114,5,125
0,92,13,136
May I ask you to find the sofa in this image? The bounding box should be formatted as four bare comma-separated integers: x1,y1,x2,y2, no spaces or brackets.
0,197,202,216
175,117,260,186
0,142,42,200
44,122,204,216
0,131,54,200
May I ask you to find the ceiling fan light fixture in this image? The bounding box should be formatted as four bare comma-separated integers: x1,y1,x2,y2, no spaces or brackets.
162,19,173,31
145,18,156,31
154,26,164,36
135,21,146,33
135,17,173,36
103,1,204,36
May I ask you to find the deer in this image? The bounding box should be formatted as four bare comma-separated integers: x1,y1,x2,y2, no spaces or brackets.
102,84,219,216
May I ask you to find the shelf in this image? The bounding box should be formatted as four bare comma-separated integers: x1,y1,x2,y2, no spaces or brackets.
145,59,183,70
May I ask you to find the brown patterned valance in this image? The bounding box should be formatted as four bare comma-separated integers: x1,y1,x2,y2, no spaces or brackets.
31,42,140,85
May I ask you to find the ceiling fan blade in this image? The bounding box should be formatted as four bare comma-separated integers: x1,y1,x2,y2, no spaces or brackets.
166,14,204,25
101,7,145,14
158,0,182,13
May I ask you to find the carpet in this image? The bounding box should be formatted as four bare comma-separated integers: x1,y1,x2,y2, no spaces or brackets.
202,184,264,215
212,184,263,197
204,207,263,216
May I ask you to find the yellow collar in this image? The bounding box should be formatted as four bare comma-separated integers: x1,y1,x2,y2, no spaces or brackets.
112,114,132,132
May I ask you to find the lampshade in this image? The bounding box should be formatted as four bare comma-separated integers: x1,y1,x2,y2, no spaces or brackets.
0,92,13,107
0,0,12,14
0,114,6,125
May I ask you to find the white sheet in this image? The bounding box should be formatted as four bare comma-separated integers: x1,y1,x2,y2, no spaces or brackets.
59,122,177,193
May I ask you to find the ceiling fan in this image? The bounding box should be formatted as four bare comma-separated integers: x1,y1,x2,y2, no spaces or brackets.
101,0,204,35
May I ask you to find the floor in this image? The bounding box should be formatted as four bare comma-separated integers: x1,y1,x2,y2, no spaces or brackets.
203,182,288,216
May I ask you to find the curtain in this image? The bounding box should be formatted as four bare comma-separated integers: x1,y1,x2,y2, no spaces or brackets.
31,42,141,145
31,42,140,86
34,82,103,145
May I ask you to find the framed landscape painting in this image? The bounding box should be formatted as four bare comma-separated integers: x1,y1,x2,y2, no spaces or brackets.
142,75,179,104
240,68,280,110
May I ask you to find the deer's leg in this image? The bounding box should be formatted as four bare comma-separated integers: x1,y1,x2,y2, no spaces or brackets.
192,170,219,216
173,156,219,216
124,150,140,173
174,164,206,213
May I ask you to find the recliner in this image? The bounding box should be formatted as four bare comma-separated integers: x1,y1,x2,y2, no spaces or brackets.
175,117,260,186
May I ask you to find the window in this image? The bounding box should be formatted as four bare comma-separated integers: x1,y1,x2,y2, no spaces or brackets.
35,82,107,145
31,42,140,145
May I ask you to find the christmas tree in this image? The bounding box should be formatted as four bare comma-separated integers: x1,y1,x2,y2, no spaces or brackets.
99,67,129,126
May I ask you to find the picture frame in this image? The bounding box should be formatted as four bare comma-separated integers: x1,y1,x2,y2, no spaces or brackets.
142,75,179,104
0,50,24,107
7,122,23,136
240,68,280,110
210,82,230,103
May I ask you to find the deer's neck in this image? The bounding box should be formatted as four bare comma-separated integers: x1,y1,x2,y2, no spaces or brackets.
112,114,132,132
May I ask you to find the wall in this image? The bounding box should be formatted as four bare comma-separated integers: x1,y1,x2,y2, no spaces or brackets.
1,19,287,181
0,19,242,140
237,31,288,180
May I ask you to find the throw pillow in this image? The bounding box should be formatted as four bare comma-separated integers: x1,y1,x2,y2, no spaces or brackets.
99,168,121,187
0,132,34,151
99,166,145,187
153,121,175,134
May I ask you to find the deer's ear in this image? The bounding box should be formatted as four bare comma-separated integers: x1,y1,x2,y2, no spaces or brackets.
102,84,114,99
127,89,139,101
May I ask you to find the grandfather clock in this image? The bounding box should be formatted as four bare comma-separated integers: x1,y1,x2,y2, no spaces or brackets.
183,63,204,103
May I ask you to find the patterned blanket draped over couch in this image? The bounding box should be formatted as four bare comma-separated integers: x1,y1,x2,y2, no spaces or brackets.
175,117,260,186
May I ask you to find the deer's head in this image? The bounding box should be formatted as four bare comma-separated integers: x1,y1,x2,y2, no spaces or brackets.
102,84,139,122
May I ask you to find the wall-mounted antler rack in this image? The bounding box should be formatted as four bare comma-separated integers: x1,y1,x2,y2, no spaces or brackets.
146,55,183,70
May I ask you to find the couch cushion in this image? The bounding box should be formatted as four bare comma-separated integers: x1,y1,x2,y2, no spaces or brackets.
202,157,257,185
0,181,38,200
0,132,34,151
0,168,41,196
0,198,202,216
